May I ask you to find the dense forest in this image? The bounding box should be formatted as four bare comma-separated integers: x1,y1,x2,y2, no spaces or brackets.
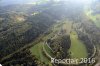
0,4,56,59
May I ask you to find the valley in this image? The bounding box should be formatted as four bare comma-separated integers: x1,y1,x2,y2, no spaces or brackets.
0,0,100,66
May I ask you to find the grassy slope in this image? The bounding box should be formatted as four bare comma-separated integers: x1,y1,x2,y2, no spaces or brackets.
69,31,88,59
44,44,54,57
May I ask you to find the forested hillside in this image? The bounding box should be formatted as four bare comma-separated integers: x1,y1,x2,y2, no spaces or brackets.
0,4,56,59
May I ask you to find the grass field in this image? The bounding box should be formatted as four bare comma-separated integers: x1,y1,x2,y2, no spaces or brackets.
69,31,88,59
30,42,50,64
85,9,100,28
